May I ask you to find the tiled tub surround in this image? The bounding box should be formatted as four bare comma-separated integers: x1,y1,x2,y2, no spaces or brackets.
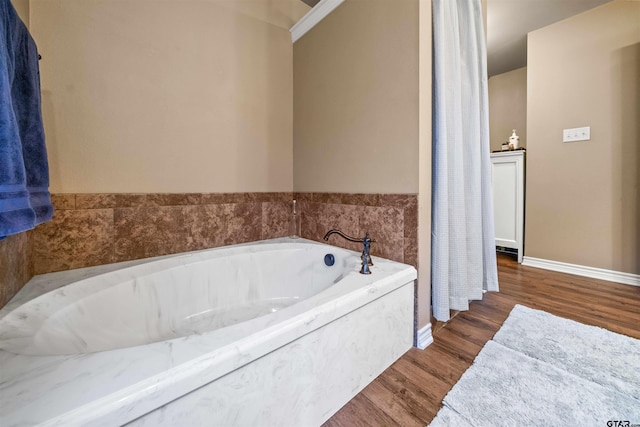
0,238,416,426
0,232,32,309
31,192,294,275
0,192,418,309
295,193,418,267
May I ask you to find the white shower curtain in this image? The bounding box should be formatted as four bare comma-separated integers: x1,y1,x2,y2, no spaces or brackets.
431,0,499,321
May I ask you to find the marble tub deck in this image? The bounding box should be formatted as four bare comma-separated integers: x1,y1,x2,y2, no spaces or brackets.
0,238,416,426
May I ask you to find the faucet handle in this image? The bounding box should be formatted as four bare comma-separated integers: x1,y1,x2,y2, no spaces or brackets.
361,253,374,266
361,231,374,266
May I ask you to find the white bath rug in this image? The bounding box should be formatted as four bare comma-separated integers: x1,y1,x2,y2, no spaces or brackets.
429,305,640,427
493,304,640,400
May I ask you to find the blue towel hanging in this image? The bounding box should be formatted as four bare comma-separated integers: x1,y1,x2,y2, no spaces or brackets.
0,0,53,239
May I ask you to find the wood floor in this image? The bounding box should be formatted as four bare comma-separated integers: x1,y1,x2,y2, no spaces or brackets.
323,253,640,427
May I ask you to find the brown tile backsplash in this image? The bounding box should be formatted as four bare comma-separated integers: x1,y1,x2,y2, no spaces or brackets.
0,232,33,308
31,208,115,274
261,201,292,240
113,194,151,208
25,193,299,275
404,237,418,268
1,192,418,308
296,193,418,266
50,193,76,210
75,193,117,209
145,193,204,207
113,203,263,262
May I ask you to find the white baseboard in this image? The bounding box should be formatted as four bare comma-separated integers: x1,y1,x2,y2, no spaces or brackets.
522,256,640,287
416,323,434,350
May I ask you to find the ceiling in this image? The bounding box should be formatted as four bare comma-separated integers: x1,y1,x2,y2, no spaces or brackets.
300,0,322,7
486,0,611,76
294,0,612,77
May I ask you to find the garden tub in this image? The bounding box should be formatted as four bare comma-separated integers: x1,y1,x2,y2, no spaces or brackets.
0,238,416,426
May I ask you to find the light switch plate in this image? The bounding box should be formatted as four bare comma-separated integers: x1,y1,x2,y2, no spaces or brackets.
563,126,590,142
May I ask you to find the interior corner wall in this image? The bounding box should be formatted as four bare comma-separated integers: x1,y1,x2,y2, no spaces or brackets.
292,0,419,194
489,67,527,152
30,0,294,193
292,0,430,331
526,0,639,274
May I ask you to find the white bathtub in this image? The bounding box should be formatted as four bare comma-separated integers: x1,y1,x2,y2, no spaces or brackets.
0,238,416,426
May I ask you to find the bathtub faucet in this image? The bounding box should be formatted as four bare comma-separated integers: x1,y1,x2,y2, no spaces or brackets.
323,229,375,275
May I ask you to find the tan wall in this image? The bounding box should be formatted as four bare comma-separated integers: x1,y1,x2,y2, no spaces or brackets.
526,0,639,274
31,0,295,193
489,67,527,152
11,0,29,26
293,0,419,194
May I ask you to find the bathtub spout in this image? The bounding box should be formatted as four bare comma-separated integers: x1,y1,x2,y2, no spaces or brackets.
323,229,374,275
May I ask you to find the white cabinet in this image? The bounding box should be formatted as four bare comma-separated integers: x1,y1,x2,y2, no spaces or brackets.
490,151,525,263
